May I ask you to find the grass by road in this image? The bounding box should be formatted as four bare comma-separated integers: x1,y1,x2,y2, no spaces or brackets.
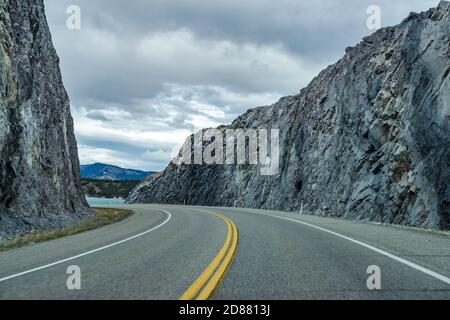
0,208,133,252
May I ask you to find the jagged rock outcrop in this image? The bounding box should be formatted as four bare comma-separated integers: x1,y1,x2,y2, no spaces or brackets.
0,0,90,240
128,3,450,229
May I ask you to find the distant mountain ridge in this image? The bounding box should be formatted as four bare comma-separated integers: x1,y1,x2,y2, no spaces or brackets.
81,163,154,181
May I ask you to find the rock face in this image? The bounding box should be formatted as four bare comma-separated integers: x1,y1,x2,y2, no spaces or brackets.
128,3,450,229
0,0,90,240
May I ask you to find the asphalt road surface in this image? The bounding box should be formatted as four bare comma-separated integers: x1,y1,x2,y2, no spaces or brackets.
0,204,449,299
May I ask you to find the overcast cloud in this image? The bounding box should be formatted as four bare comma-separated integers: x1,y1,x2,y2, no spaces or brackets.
45,0,439,171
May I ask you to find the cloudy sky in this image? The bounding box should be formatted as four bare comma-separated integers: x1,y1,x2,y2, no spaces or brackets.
45,0,438,171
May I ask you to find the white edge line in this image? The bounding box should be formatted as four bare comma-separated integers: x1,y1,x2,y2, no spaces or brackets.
265,213,450,286
0,209,172,283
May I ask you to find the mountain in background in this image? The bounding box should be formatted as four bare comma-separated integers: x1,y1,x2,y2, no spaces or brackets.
81,163,154,181
128,2,450,230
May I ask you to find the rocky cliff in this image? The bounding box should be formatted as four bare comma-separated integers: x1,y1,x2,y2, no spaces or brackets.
0,0,90,240
128,3,450,230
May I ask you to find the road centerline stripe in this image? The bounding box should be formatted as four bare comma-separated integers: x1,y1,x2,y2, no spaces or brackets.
179,210,239,300
197,215,239,300
0,209,172,283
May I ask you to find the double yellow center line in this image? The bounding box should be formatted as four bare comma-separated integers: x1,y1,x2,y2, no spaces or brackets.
180,210,239,300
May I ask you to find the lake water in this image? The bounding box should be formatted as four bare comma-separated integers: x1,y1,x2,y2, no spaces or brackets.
86,197,125,206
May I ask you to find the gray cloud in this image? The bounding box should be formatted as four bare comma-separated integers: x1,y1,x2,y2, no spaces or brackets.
85,110,111,121
44,0,440,170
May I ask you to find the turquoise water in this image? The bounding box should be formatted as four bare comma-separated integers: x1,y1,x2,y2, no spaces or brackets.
86,197,125,205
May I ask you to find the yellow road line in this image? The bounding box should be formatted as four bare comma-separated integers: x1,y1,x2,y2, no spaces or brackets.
196,215,239,300
179,210,239,300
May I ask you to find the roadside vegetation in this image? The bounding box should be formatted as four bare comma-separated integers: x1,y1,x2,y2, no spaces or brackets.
0,208,133,251
367,221,450,237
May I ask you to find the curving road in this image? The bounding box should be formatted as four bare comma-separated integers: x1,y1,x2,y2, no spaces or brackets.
0,204,449,299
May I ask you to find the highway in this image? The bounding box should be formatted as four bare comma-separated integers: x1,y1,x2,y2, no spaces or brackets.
0,205,449,299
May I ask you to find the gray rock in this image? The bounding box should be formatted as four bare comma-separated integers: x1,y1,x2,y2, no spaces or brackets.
129,3,450,230
0,0,91,240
